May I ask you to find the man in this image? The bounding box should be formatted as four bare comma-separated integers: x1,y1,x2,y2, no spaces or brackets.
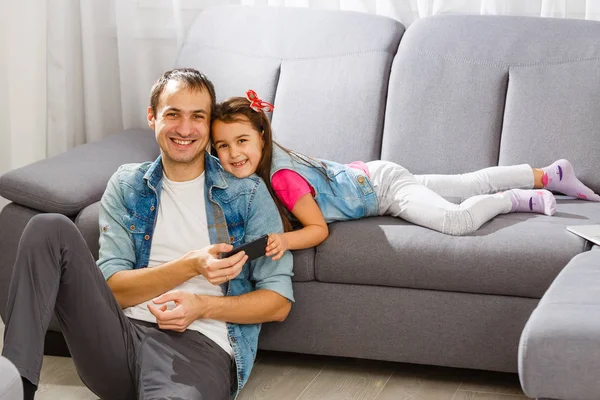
1,68,294,400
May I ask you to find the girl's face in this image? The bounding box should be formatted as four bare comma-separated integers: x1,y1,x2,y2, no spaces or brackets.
212,117,264,178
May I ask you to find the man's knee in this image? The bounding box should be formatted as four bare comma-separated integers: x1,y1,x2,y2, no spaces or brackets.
29,213,73,228
29,213,75,231
22,213,77,245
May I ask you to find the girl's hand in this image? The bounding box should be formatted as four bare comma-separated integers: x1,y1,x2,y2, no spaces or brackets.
266,233,289,261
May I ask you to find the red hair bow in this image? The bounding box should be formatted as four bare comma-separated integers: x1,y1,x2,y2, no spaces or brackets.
246,90,274,113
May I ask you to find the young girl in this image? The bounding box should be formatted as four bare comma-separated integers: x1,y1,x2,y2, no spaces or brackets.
211,91,600,260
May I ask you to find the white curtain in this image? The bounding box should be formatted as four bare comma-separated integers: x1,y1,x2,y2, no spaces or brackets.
1,0,600,204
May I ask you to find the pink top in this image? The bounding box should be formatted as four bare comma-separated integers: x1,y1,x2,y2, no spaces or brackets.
271,161,370,212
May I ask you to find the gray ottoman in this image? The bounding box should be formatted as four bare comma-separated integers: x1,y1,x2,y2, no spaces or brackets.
0,356,22,400
519,246,600,400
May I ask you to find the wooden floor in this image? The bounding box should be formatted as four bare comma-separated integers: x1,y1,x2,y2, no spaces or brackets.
1,322,531,400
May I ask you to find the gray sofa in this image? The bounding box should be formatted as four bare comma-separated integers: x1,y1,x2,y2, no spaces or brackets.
1,6,599,400
0,356,22,400
519,245,600,400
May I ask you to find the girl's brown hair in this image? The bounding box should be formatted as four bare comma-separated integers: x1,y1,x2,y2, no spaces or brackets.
212,97,293,232
212,97,334,233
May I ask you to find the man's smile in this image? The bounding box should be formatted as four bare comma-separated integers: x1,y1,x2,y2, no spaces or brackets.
170,138,195,147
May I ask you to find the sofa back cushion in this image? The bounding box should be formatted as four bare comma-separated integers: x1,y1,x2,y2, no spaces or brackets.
382,15,600,192
497,18,600,193
177,6,405,162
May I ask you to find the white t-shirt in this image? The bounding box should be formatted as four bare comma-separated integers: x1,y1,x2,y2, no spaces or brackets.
123,172,233,357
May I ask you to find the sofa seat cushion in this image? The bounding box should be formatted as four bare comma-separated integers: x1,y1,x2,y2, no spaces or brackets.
518,246,600,400
315,197,600,298
74,201,316,282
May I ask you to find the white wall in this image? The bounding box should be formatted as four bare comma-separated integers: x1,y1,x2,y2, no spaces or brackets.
0,2,11,179
1,1,49,212
1,4,10,211
5,1,48,171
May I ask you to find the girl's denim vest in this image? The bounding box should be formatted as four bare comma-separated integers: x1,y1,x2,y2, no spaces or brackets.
270,145,379,222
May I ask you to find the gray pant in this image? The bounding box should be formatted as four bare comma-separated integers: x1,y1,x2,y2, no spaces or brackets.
1,214,232,400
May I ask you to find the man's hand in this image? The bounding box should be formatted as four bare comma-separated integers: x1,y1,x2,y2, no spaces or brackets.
265,233,289,261
148,291,206,332
184,243,248,285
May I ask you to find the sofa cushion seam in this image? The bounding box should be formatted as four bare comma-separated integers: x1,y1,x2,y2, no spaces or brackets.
0,186,98,211
401,45,600,68
181,43,394,61
539,302,600,307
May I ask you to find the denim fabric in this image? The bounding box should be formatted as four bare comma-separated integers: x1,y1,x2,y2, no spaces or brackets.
97,152,294,398
270,145,379,222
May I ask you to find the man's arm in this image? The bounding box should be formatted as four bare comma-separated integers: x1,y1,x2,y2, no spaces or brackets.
150,178,294,329
97,170,191,308
98,169,246,308
198,289,291,323
149,289,290,331
182,177,295,323
108,247,247,308
107,259,196,309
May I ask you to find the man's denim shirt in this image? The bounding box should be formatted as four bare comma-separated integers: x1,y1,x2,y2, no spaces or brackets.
97,152,294,399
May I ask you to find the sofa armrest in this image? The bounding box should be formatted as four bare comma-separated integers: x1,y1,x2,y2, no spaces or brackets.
0,129,158,216
518,246,600,400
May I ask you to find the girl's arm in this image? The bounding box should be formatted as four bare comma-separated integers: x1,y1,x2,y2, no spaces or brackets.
266,193,328,259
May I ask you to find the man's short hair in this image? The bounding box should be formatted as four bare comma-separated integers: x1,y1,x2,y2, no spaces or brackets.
149,68,216,116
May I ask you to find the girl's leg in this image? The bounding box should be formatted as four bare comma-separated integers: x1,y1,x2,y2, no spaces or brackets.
414,164,534,203
367,161,555,236
541,159,600,201
414,159,600,203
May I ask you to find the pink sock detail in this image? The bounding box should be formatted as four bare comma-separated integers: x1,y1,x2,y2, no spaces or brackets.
542,159,600,202
508,189,556,216
542,172,548,187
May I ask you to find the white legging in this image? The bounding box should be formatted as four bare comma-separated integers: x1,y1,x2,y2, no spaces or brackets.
367,160,534,235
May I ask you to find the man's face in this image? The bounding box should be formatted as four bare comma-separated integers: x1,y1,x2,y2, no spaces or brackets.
148,80,211,167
